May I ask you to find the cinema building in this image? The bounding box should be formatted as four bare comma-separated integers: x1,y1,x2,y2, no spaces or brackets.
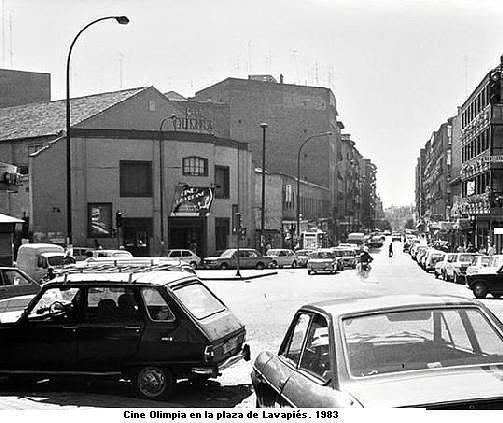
0,87,253,257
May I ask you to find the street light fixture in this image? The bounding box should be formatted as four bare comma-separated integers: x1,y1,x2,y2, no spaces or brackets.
296,131,332,241
65,15,129,249
260,123,268,253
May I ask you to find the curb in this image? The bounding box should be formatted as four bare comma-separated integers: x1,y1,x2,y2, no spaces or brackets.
198,271,278,281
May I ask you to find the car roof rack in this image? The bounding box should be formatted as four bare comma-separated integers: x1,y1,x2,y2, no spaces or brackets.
52,258,191,284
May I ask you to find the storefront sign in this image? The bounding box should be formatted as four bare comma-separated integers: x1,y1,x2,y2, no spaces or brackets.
172,109,213,133
0,162,22,190
171,185,213,216
494,228,503,235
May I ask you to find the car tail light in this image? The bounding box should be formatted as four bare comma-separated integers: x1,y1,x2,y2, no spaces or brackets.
204,345,215,362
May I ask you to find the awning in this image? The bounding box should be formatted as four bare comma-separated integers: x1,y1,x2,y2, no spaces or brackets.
0,213,24,224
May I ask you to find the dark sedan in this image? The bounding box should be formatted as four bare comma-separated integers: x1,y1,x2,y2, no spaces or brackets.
466,266,503,298
252,295,503,408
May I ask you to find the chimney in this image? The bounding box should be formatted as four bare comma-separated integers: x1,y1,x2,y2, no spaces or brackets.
280,74,284,84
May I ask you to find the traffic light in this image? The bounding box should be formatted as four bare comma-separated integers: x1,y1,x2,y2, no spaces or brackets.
489,70,501,104
115,211,123,228
235,212,242,230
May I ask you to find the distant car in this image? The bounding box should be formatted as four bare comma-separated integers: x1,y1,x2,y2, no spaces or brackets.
307,249,341,275
0,267,40,301
252,294,503,407
293,250,310,268
332,247,357,269
423,250,446,272
444,253,482,283
87,249,133,259
204,249,273,270
465,255,494,276
435,253,457,280
165,249,201,269
367,235,384,248
414,246,429,264
265,249,298,268
0,294,36,323
71,247,94,261
391,232,402,242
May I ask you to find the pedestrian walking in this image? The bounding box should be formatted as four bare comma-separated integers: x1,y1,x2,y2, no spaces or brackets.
389,243,393,257
488,243,496,256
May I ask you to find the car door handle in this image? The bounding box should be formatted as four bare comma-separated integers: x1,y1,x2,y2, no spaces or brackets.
161,336,173,342
63,326,77,333
125,326,141,333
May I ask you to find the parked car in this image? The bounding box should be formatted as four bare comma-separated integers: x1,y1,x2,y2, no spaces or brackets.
466,255,494,276
0,267,40,300
414,245,428,264
307,249,341,275
164,249,201,269
251,294,503,407
403,238,419,253
16,243,74,282
0,294,36,323
86,249,133,259
434,253,457,279
265,249,298,268
0,266,250,400
444,253,482,283
204,248,273,270
293,250,310,268
423,250,446,272
466,265,503,298
71,247,94,261
391,231,402,241
367,235,384,248
332,247,357,269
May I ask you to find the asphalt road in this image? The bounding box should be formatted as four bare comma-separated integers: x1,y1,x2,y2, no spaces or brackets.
1,239,502,409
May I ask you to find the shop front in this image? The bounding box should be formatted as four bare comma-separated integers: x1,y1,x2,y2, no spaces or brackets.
168,184,213,258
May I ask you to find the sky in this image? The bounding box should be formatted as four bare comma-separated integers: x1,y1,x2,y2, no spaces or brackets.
2,0,503,207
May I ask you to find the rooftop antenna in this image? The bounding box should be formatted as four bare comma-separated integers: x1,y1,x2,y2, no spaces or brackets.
247,40,252,74
292,49,299,84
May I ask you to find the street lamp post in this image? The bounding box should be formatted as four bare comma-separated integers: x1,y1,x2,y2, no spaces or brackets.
296,132,332,241
65,15,129,249
158,115,177,255
260,123,268,253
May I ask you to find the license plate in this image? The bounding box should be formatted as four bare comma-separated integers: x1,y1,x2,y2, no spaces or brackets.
223,337,239,354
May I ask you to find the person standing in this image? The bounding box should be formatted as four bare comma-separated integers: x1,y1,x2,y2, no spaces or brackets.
388,243,393,257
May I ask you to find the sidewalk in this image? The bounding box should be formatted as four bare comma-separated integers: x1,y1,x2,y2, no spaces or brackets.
196,269,278,281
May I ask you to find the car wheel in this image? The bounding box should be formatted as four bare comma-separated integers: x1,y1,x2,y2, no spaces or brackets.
256,262,265,270
190,261,197,269
434,272,439,279
219,262,229,270
308,269,312,275
291,261,297,268
493,293,502,299
270,260,278,268
473,282,488,299
132,366,174,400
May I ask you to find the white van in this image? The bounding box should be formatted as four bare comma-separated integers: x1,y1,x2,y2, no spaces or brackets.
16,243,73,282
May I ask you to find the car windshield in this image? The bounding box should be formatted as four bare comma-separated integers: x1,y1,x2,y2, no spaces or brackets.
343,307,503,377
310,251,334,259
459,254,476,262
267,250,281,255
173,283,226,320
47,255,75,266
220,249,235,258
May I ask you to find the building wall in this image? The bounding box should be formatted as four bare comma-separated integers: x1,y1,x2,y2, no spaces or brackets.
31,132,252,256
195,78,340,198
0,69,51,108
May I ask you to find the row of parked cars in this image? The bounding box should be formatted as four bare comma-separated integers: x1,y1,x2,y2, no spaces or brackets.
407,239,503,299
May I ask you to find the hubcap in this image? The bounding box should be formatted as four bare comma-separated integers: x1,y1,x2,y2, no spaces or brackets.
138,367,166,397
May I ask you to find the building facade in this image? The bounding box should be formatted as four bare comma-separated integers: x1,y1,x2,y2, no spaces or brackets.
0,86,253,257
0,68,51,108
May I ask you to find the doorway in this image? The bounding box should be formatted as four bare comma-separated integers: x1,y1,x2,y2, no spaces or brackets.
168,217,206,258
122,218,152,256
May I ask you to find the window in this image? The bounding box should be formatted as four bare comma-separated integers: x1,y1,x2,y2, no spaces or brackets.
87,203,113,238
215,166,230,199
281,312,311,365
0,270,31,286
28,287,81,322
120,161,152,197
173,283,226,320
141,287,175,322
182,157,208,176
169,250,182,257
85,287,140,323
300,314,331,380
